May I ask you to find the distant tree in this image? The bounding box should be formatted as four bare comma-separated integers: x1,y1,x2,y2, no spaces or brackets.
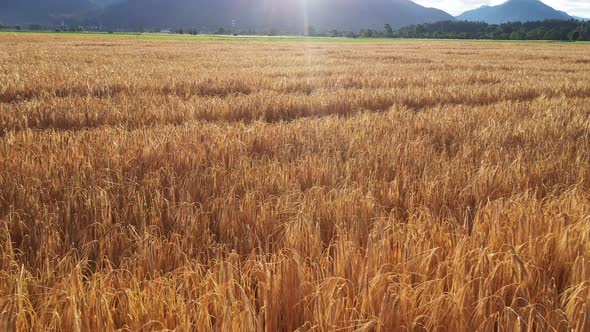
360,29,375,38
29,24,46,31
543,29,562,40
569,30,580,41
15,25,21,31
384,24,394,38
307,25,317,36
526,28,544,40
502,25,514,34
329,29,340,37
177,28,184,34
414,24,425,34
345,31,358,39
510,30,526,40
217,27,226,35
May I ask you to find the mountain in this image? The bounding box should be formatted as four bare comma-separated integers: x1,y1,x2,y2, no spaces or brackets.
0,0,94,24
96,0,456,31
457,0,573,24
0,0,455,31
0,0,122,25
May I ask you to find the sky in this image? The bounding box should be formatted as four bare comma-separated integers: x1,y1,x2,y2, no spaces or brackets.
413,0,590,17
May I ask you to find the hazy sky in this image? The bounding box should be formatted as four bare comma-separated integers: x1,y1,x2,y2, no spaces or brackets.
413,0,590,17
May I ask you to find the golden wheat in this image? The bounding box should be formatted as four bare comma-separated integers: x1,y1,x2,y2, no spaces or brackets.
0,33,589,331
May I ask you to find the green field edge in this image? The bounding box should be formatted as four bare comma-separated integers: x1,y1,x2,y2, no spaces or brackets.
2,30,589,44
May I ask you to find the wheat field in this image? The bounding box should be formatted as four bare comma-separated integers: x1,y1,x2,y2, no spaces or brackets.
0,34,589,331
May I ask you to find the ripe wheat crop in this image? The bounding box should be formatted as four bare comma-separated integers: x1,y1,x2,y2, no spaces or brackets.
0,34,589,331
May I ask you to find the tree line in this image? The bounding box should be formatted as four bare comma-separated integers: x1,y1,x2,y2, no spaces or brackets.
315,20,588,41
2,19,588,41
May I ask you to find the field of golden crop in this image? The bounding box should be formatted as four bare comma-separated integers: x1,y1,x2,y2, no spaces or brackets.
1,33,589,331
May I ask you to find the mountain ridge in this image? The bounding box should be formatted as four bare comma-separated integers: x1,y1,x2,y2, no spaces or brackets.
0,0,455,30
98,0,456,31
457,0,573,24
0,0,123,25
0,0,583,31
